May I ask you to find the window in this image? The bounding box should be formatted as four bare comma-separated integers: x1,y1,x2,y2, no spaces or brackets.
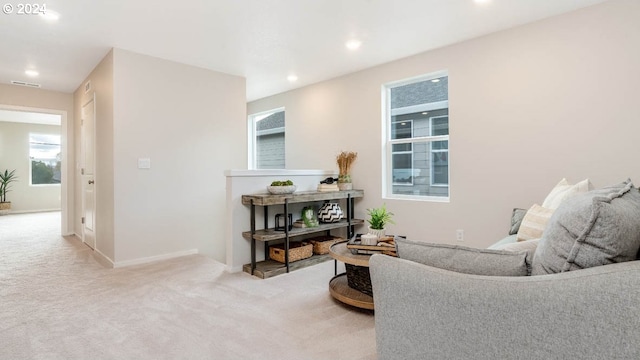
29,133,61,185
384,72,449,201
248,108,285,169
391,120,413,185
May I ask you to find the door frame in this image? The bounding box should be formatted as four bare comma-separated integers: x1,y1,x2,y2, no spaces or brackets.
0,104,71,235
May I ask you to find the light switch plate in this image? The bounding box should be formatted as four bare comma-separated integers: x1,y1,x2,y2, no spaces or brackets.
138,158,151,169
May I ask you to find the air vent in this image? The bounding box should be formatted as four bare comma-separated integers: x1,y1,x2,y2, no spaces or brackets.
84,81,91,93
11,80,41,88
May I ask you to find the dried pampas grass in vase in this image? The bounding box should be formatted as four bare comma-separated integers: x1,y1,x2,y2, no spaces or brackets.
336,151,357,190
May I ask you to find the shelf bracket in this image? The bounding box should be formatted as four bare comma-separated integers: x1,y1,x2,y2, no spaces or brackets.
284,198,290,273
347,193,353,239
250,200,256,275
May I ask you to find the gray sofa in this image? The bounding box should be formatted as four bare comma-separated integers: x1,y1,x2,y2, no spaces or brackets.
370,180,640,359
370,255,640,359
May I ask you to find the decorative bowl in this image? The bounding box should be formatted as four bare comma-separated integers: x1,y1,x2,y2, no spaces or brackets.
267,185,297,194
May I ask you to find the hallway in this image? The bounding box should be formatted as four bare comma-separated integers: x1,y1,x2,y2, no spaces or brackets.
0,211,86,269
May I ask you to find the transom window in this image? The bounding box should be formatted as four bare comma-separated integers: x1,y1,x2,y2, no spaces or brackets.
384,72,449,201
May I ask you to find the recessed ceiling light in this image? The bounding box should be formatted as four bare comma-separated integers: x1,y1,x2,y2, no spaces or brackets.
40,10,60,21
421,112,429,115
474,0,491,4
431,79,440,83
25,70,39,77
287,75,298,82
345,40,362,51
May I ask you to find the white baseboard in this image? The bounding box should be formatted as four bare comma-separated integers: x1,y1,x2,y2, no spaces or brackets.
10,208,61,214
227,264,244,273
113,249,199,268
69,232,196,269
93,248,115,268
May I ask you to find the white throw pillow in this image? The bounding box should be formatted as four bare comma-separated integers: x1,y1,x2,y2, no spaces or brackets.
516,204,555,242
542,178,592,209
498,238,540,254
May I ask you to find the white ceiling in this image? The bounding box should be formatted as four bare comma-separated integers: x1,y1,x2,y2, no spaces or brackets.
0,0,609,102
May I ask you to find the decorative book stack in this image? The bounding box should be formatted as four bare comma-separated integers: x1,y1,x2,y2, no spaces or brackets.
347,235,399,256
317,183,339,192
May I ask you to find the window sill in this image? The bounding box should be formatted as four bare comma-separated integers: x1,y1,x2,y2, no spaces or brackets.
384,194,450,203
225,169,335,177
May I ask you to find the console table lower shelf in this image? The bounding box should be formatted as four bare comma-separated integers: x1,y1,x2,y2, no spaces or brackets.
242,254,332,279
329,274,374,310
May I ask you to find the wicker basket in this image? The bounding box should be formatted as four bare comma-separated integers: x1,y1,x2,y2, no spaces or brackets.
346,264,372,296
308,235,343,255
269,242,313,263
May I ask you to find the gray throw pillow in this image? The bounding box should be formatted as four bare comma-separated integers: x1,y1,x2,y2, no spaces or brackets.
532,179,640,275
396,238,531,276
509,208,528,235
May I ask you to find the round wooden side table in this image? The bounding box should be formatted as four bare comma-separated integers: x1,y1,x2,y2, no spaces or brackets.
328,241,374,310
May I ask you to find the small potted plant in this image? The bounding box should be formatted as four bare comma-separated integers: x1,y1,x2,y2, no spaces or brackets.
0,169,18,214
267,180,297,194
367,203,395,239
301,206,319,227
336,151,357,191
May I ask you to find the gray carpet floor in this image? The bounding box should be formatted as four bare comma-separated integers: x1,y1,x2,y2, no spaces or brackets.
0,212,376,359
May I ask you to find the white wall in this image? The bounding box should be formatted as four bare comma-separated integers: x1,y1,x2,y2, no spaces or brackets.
74,50,115,260
111,49,246,265
0,121,61,212
248,0,640,248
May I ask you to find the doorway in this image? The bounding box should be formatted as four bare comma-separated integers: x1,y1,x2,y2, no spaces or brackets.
0,105,70,236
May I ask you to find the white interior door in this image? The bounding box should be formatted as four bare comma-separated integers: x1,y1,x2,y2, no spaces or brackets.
81,96,96,249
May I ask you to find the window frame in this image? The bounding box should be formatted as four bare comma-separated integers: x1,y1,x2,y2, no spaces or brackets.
391,119,414,186
382,71,450,202
429,115,449,187
247,107,285,170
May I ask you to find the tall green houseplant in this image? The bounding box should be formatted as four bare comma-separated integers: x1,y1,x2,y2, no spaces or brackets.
0,169,18,209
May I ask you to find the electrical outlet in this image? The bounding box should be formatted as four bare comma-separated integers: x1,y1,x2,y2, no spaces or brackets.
456,229,464,242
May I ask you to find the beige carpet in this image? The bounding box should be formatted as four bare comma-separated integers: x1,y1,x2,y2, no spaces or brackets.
0,212,377,359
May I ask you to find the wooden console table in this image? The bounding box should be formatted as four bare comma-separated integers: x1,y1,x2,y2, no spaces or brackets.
241,190,364,278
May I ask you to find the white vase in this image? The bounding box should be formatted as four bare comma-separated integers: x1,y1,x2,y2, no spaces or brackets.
361,233,378,246
368,227,386,239
338,174,352,191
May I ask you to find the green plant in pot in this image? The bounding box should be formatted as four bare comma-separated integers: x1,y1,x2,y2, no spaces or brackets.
366,203,394,239
267,179,297,194
0,169,18,214
301,206,319,228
